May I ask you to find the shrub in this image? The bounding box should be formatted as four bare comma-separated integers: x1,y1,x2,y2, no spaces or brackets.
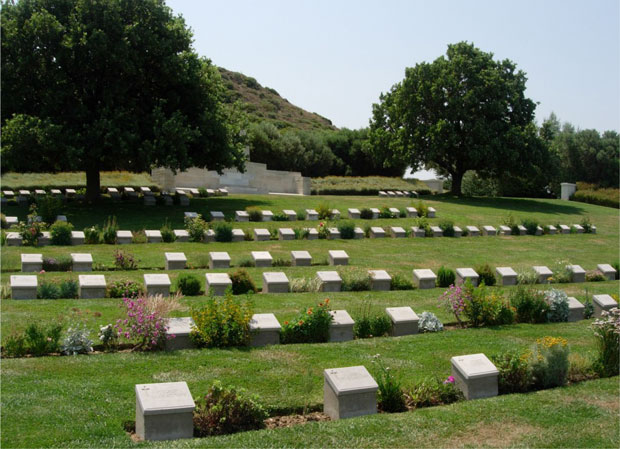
359,207,373,219
272,257,291,267
463,283,514,327
50,220,73,245
19,220,45,247
290,277,321,293
107,280,143,298
582,292,594,319
436,266,455,288
475,263,497,286
341,269,371,292
3,332,27,357
62,323,94,355
24,322,63,356
115,293,181,351
281,300,332,344
36,195,63,224
237,257,255,268
160,219,176,243
399,208,407,218
390,274,415,290
272,212,288,221
521,218,539,235
438,284,470,327
352,303,392,339
572,185,619,208
98,324,118,350
509,286,549,323
416,217,432,237
38,282,61,299
516,268,539,285
407,377,463,409
580,216,593,233
491,350,531,394
0,214,7,229
415,201,429,218
438,220,455,237
550,260,572,283
337,221,355,239
585,270,606,282
378,206,392,218
530,336,570,389
185,216,208,242
176,273,202,296
102,216,118,244
193,382,267,436
229,269,257,295
545,289,569,322
317,221,328,239
83,226,101,244
114,249,138,270
418,312,444,333
591,308,620,377
198,187,208,197
190,294,253,348
613,262,620,280
42,256,72,272
131,230,148,244
502,214,520,235
210,222,233,242
246,207,263,222
372,356,406,413
316,202,332,220
59,280,78,299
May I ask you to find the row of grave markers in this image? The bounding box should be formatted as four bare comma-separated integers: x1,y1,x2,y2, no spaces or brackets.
226,206,436,222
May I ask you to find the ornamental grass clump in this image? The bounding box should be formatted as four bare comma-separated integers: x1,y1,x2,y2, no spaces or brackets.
352,302,392,339
190,293,253,348
289,277,321,293
372,355,406,413
246,207,262,222
591,308,620,377
160,219,176,243
102,216,118,244
436,266,455,288
214,222,233,242
340,269,371,292
530,336,570,389
114,292,181,351
438,220,455,237
337,221,355,239
280,299,332,344
83,226,102,244
545,288,569,322
390,273,415,290
316,202,332,220
406,376,463,409
193,381,267,436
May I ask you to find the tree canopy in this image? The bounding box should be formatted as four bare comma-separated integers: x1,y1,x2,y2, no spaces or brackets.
369,42,546,195
1,0,245,200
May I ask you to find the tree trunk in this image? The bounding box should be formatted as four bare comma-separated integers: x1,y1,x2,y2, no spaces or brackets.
451,171,464,196
85,168,101,203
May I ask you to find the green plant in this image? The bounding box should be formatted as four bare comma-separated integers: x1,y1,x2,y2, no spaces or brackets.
237,257,255,268
113,249,138,270
289,277,321,293
530,336,570,389
372,355,406,413
107,280,143,298
316,202,332,220
418,312,444,332
18,220,45,247
509,286,549,323
341,269,371,292
521,218,539,235
190,294,253,348
390,274,415,290
59,280,78,299
160,219,176,243
317,221,328,239
591,308,620,377
438,220,455,237
185,216,208,242
35,195,63,224
568,353,598,383
613,262,620,280
378,206,392,218
24,323,63,356
61,323,94,355
131,230,147,244
98,324,118,351
281,300,332,344
337,221,355,239
436,266,456,288
272,212,288,221
50,220,73,245
229,269,257,295
415,201,429,218
101,216,118,244
359,207,373,219
582,289,594,319
491,350,531,394
502,214,520,235
272,257,291,267
580,216,593,233
213,222,233,242
463,283,514,327
193,381,267,436
353,302,392,339
516,268,538,285
42,256,72,272
585,270,606,282
176,273,202,296
550,260,572,283
3,332,27,357
198,187,208,197
246,207,263,222
474,263,496,286
545,289,569,322
83,226,101,244
38,281,61,299
407,377,463,409
0,214,6,229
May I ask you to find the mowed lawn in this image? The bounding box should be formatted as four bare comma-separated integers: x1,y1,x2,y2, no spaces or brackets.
1,194,618,448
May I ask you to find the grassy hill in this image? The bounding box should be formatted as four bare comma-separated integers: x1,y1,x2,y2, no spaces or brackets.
219,67,336,131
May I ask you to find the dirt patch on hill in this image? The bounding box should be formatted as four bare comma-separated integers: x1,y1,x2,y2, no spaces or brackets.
446,421,538,448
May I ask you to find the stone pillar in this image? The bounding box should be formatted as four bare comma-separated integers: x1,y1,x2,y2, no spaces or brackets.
560,182,576,200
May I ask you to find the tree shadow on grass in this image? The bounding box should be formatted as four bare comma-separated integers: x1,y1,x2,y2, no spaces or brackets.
429,195,587,216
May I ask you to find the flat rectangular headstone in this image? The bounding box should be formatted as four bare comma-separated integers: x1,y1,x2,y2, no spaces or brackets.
370,208,380,219
317,271,342,292
466,226,480,236
305,228,318,240
35,189,46,195
135,382,195,441
430,226,443,237
2,190,14,197
427,207,436,218
79,275,107,299
378,191,387,197
354,227,364,239
209,251,230,269
173,229,189,242
369,227,385,238
406,207,417,217
235,211,249,222
331,209,341,219
597,264,617,281
261,210,274,221
453,226,462,237
499,225,511,235
232,229,245,242
71,253,93,272
572,224,584,233
210,211,225,221
249,313,281,346
559,224,570,234
348,208,360,219
456,268,480,286
389,207,400,216
165,317,196,350
253,228,271,241
411,226,425,238
387,191,396,197
386,306,419,336
567,297,584,322
145,230,162,243
283,210,297,221
205,273,232,296
369,270,391,291
5,216,18,226
6,232,22,246
390,226,406,238
262,272,289,293
495,267,517,286
568,265,585,283
144,274,171,297
117,230,133,244
482,226,496,236
547,225,557,234
50,189,62,195
328,250,349,266
305,209,318,220
329,310,355,342
203,229,215,242
71,231,85,245
412,269,436,289
184,212,198,219
278,228,295,240
291,250,312,266
165,252,186,270
327,228,340,239
593,294,618,318
533,266,553,284
323,366,378,420
11,275,38,299
21,253,43,272
252,251,273,267
451,353,498,400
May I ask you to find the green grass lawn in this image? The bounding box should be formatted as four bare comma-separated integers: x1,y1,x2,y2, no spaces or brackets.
1,193,618,448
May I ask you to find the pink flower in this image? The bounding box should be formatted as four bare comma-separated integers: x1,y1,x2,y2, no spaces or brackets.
39,269,46,274
444,376,455,384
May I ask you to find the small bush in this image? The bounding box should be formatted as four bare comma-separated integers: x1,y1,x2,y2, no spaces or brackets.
352,303,392,339
83,226,101,244
246,207,262,222
185,216,208,242
390,274,415,290
582,292,594,319
317,221,328,239
592,308,620,377
272,212,288,221
38,282,61,299
436,266,455,288
160,219,176,243
407,377,463,409
36,195,63,224
545,289,569,322
530,336,570,389
521,218,539,235
3,332,27,357
59,280,78,299
516,268,539,285
338,221,355,239
378,206,392,218
114,249,138,270
214,222,233,242
272,257,291,267
102,216,118,244
580,216,593,233
359,208,373,219
131,230,148,244
438,220,455,237
281,300,332,344
585,270,606,282
372,356,406,413
229,269,257,295
550,260,572,283
415,201,429,218
475,263,496,286
42,256,72,272
24,322,63,356
237,257,255,268
316,202,332,220
177,273,202,296
198,187,208,197
341,269,371,292
510,286,549,323
463,283,514,327
193,382,267,436
190,294,253,348
491,350,531,394
50,221,73,245
62,323,94,355
418,312,443,333
289,277,321,293
107,280,143,298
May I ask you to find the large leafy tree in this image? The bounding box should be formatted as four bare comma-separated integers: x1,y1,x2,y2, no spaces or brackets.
1,0,244,200
369,42,544,195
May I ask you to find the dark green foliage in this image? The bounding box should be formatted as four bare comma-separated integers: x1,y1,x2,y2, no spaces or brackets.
280,301,332,344
359,208,373,219
42,256,72,272
229,269,257,295
37,282,61,299
272,212,288,221
337,221,355,239
341,270,371,292
521,218,539,235
193,382,267,436
102,216,118,244
475,263,497,286
24,323,63,356
353,304,392,339
378,206,392,218
107,280,142,298
613,262,620,280
160,219,176,243
35,195,62,224
509,286,549,323
407,378,464,409
316,202,332,220
83,226,102,244
246,207,263,222
3,332,27,357
237,258,255,268
491,350,532,394
190,294,253,348
390,274,415,290
214,222,233,242
438,220,455,237
436,266,456,288
176,273,202,296
271,257,291,267
374,360,406,413
59,280,78,299
49,221,73,245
